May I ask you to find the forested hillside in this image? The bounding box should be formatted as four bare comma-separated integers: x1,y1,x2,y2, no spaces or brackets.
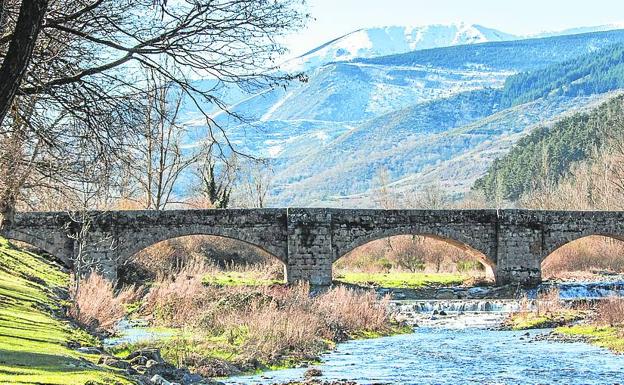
473,95,624,201
501,44,624,106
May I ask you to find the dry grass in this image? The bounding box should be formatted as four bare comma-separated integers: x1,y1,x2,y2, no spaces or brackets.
595,297,624,327
536,288,563,316
67,274,139,334
141,264,401,370
542,236,624,279
142,262,212,326
315,286,392,339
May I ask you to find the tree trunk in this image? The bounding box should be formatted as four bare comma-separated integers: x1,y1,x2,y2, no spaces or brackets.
0,0,49,127
0,0,48,230
0,190,16,230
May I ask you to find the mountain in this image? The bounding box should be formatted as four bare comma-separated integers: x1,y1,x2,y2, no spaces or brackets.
180,29,624,207
534,23,624,38
280,23,624,73
281,23,518,72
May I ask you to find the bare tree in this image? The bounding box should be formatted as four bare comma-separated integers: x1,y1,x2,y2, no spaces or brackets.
373,166,396,209
392,236,426,272
63,151,117,290
408,184,450,209
234,160,273,208
0,0,308,225
0,0,47,125
125,69,200,210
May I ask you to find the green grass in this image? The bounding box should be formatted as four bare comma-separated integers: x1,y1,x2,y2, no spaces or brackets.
505,311,585,330
334,271,466,289
555,325,624,352
350,324,414,340
202,271,282,287
0,237,132,385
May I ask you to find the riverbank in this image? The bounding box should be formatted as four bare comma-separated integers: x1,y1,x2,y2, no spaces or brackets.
0,238,414,384
110,268,412,379
501,288,624,354
223,325,624,384
0,238,131,384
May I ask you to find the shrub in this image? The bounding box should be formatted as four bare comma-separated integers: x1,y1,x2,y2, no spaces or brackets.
315,286,392,340
67,274,137,334
596,297,624,326
142,277,400,370
536,288,562,316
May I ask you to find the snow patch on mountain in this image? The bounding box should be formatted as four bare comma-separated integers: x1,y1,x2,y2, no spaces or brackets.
281,23,518,72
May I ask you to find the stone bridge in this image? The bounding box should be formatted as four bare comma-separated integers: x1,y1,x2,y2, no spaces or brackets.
3,208,624,286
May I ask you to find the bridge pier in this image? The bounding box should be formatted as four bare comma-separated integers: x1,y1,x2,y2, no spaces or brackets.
493,211,544,286
286,209,334,286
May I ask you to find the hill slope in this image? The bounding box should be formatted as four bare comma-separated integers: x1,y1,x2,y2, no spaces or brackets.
474,95,624,201
282,23,518,72
181,29,624,206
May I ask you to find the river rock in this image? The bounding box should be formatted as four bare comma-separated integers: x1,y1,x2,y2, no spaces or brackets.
130,355,149,366
435,290,457,300
76,346,103,355
150,375,171,385
146,359,159,368
304,368,323,378
127,348,165,363
100,356,131,369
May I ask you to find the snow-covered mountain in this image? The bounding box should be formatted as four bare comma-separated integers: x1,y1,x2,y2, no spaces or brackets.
534,23,624,39
180,27,624,207
281,23,518,72
279,23,624,73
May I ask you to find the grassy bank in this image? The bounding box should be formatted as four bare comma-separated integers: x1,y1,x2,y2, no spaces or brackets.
504,310,585,330
502,288,588,331
554,325,624,352
503,290,624,354
552,297,624,353
334,271,467,289
0,238,130,384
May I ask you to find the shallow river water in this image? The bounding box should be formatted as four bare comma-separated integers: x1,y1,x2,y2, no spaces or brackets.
224,284,624,385
107,281,624,385
225,325,624,385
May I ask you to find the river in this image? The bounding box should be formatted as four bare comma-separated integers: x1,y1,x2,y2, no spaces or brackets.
223,282,624,385
108,281,624,385
224,327,624,384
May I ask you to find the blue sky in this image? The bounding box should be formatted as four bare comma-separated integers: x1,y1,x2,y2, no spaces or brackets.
282,0,624,57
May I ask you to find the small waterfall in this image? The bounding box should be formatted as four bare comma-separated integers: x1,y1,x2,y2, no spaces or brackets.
529,281,624,299
396,299,521,314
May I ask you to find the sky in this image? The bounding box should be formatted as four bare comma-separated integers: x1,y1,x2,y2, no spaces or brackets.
282,0,624,57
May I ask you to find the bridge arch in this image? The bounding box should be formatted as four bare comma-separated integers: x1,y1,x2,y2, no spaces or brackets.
333,231,496,279
541,234,624,280
116,228,288,264
542,233,624,263
3,230,73,267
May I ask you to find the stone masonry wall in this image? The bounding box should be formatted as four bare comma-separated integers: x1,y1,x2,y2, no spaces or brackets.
5,209,624,286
